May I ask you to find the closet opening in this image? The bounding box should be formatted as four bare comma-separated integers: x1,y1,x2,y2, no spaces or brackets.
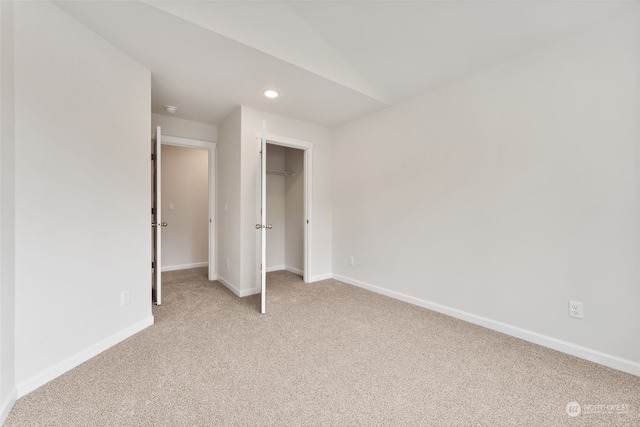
255,130,313,314
265,143,305,277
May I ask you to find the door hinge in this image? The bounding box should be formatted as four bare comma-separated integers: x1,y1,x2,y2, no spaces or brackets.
151,207,155,215
152,261,155,269
151,153,156,161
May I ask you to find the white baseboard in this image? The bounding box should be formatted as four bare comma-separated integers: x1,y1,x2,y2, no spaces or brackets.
240,287,261,297
204,269,330,294
310,273,332,282
216,275,260,297
161,262,208,272
332,274,640,377
285,265,303,276
216,274,240,297
0,388,17,426
16,316,154,398
265,265,305,276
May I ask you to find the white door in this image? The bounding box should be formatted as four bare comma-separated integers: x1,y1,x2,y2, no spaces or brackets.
258,122,269,314
152,125,166,305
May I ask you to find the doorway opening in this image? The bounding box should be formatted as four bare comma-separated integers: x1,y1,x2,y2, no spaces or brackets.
161,145,209,273
256,131,313,314
161,134,217,281
152,128,216,305
265,144,305,277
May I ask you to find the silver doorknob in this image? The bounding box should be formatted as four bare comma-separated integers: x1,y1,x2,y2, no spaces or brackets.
255,224,262,229
266,224,272,229
152,222,168,228
255,224,273,229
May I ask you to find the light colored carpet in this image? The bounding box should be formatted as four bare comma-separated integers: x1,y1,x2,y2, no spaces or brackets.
5,268,640,426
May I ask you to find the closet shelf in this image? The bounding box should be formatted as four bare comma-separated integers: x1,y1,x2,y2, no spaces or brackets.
266,170,294,177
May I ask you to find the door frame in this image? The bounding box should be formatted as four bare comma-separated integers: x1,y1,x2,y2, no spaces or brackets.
161,135,217,280
257,132,313,283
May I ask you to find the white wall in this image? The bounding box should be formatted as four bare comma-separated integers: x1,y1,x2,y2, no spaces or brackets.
266,144,286,270
0,0,16,423
152,113,217,143
161,145,209,271
285,148,304,273
332,14,640,375
14,1,152,395
216,108,242,293
240,106,333,294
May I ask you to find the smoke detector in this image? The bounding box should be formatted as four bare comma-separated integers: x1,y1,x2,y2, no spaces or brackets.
165,105,178,114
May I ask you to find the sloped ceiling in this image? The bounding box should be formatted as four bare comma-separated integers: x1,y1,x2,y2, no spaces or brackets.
55,1,633,128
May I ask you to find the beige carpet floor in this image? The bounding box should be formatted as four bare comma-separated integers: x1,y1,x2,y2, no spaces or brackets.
5,268,640,426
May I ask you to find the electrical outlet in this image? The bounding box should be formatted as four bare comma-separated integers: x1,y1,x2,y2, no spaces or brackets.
121,290,130,306
349,256,355,266
569,301,583,319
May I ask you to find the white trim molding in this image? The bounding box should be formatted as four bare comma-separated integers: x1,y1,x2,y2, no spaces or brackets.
16,316,154,398
266,265,285,273
161,262,208,272
285,265,303,276
240,288,261,297
216,275,238,296
0,388,17,426
161,134,215,150
332,274,640,377
310,273,333,282
265,265,304,276
213,275,261,298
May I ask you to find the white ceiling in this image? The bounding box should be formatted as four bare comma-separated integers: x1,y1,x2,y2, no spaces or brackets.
55,1,634,128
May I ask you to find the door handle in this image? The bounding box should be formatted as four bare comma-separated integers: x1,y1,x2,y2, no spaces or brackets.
152,222,168,228
255,224,273,229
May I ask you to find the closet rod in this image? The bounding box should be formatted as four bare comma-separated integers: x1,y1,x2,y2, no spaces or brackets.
266,170,294,177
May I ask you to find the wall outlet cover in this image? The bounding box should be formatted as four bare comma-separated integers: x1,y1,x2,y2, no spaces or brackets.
569,300,583,319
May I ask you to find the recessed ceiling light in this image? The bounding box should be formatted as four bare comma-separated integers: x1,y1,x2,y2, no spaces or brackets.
264,90,279,99
165,105,177,114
